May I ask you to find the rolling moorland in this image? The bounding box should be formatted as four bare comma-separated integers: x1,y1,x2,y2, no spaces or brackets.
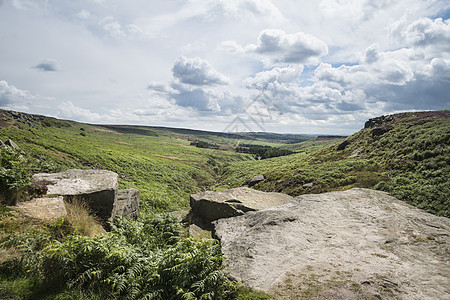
0,109,449,299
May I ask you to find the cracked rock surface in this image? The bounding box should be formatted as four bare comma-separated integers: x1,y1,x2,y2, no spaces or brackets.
214,188,450,299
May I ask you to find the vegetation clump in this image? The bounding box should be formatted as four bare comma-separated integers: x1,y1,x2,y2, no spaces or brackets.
0,145,32,205
0,213,237,299
191,140,220,149
41,118,72,128
236,144,294,159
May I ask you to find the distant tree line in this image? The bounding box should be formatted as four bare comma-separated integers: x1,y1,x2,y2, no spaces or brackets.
235,144,294,159
190,140,219,149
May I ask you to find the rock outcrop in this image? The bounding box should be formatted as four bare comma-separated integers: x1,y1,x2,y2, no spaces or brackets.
248,175,264,187
336,139,350,150
5,139,21,151
190,187,292,222
1,139,26,154
364,115,396,128
0,109,46,128
114,189,140,219
33,169,118,222
30,169,139,224
213,188,450,299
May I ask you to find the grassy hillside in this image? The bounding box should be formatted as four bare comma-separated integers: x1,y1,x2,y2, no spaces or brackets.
1,109,447,215
0,109,448,299
0,110,265,212
220,111,450,217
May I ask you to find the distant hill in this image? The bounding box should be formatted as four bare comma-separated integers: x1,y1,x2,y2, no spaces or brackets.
234,132,317,144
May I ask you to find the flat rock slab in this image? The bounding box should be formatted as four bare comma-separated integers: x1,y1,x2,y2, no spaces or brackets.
214,188,450,299
33,169,118,222
17,196,66,220
190,187,293,222
33,169,118,196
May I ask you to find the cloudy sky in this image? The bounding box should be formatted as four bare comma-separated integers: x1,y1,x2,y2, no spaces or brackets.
0,0,449,134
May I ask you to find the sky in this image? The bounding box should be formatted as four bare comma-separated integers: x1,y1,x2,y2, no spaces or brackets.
0,0,449,135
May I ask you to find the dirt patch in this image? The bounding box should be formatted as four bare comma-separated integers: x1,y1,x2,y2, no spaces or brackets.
93,127,122,134
16,197,67,220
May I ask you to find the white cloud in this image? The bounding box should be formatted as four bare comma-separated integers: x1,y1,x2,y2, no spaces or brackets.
216,0,285,23
245,65,303,89
364,44,379,64
0,80,34,106
181,41,207,52
319,0,394,23
169,84,220,112
33,59,60,72
307,36,449,111
172,56,230,86
1,1,449,134
11,0,37,10
147,81,174,93
164,82,244,115
74,10,91,20
57,101,108,122
424,58,450,81
225,29,328,65
402,18,450,52
99,17,127,39
99,17,144,39
315,47,417,88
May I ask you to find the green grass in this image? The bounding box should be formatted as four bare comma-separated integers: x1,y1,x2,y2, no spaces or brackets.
0,109,448,299
0,116,257,213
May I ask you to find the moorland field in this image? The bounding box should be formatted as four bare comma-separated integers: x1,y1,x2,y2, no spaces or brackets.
0,109,448,299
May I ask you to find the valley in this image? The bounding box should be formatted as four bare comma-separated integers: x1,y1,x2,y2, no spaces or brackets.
0,109,449,299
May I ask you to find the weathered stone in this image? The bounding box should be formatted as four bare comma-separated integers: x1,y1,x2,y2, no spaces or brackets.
302,182,314,188
190,187,292,222
0,109,45,127
364,115,396,128
336,139,350,150
372,126,392,137
248,175,264,186
213,188,450,299
113,188,140,219
5,139,25,154
349,147,362,158
33,169,118,223
16,196,66,220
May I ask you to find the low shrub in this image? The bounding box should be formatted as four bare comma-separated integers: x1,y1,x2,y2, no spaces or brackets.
1,213,236,299
0,145,32,205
